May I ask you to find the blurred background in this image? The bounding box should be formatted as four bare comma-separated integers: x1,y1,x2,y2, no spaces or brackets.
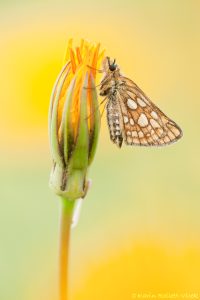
1,0,200,299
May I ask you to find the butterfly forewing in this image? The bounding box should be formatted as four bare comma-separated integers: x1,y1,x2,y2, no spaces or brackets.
117,77,182,146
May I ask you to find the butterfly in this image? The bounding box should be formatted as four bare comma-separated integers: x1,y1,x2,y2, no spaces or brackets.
99,57,183,148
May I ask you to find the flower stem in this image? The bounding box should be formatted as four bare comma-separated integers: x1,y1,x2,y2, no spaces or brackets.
58,197,75,300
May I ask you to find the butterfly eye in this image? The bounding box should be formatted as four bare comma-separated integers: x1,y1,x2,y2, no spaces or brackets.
109,64,117,71
108,57,117,71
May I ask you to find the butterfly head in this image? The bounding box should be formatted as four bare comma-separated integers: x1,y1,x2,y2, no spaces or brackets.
108,57,117,71
102,56,119,73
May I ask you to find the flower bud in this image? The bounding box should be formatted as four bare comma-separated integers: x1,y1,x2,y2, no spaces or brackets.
49,39,104,200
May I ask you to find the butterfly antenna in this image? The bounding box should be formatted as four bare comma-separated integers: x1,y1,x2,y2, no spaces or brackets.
86,65,103,73
107,57,111,67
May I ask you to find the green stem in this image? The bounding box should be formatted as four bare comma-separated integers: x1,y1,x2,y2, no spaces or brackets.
58,197,75,300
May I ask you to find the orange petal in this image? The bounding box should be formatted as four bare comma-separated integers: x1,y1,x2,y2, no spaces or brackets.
70,48,77,74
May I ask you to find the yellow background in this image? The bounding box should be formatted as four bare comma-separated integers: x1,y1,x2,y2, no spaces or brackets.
1,1,200,299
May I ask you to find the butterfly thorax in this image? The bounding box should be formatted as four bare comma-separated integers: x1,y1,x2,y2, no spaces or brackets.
99,66,125,147
99,69,122,97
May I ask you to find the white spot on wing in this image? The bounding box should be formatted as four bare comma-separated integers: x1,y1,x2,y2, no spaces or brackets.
138,113,149,127
115,131,121,136
137,98,146,107
130,118,134,125
151,111,158,119
124,116,128,124
150,119,160,128
140,94,150,104
127,98,137,110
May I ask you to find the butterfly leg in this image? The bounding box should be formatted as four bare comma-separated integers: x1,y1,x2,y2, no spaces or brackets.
100,100,107,119
83,83,101,90
86,65,104,73
85,97,108,120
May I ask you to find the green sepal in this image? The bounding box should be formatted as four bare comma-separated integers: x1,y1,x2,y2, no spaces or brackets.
62,73,90,199
50,71,68,167
88,72,101,165
60,77,76,166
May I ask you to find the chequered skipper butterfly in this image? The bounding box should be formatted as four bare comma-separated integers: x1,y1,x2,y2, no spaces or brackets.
99,57,183,147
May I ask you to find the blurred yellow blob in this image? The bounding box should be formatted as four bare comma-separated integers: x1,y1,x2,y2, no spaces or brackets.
73,240,200,300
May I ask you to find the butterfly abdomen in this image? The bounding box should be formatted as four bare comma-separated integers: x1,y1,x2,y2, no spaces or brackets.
106,99,123,148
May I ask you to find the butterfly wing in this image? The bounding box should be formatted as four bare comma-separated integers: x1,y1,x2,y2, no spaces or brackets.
116,76,183,146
